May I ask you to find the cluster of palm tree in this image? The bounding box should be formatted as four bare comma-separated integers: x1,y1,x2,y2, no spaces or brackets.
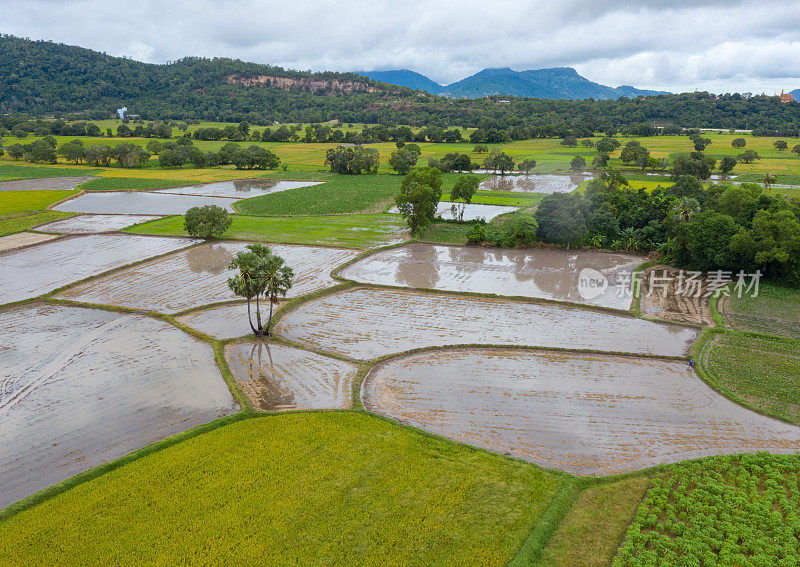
227,244,294,338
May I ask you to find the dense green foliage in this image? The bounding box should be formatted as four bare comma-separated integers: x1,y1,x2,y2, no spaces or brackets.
183,205,232,239
395,167,443,234
4,35,800,134
0,413,562,566
615,454,800,566
532,171,800,282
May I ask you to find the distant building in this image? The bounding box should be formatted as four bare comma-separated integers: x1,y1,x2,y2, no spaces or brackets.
780,90,795,103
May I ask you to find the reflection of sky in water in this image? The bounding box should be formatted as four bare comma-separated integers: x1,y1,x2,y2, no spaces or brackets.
344,244,641,310
55,191,239,214
480,173,594,193
159,179,323,198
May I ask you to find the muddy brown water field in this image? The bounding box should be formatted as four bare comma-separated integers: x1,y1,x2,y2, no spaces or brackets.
0,176,96,191
0,234,194,305
362,347,800,475
225,342,357,411
338,243,642,310
56,242,359,313
53,191,240,215
157,178,322,198
639,265,713,326
0,303,238,508
0,232,60,252
35,214,162,234
175,302,258,339
273,287,697,360
479,173,593,193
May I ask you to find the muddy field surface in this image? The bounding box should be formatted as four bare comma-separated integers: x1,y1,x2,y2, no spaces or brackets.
479,173,593,193
158,179,322,198
35,214,162,234
389,202,518,221
0,176,95,191
639,265,713,326
53,191,239,215
56,242,358,313
175,302,256,339
362,348,800,475
225,342,357,411
0,232,60,252
0,303,238,508
273,288,697,360
339,243,642,309
0,234,194,305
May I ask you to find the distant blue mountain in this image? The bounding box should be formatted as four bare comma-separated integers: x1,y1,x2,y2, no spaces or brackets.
359,66,668,100
790,89,800,101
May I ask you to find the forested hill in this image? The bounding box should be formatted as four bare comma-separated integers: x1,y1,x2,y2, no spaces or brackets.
3,34,800,134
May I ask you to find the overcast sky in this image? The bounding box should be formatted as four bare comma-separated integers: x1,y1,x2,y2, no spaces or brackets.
3,0,800,94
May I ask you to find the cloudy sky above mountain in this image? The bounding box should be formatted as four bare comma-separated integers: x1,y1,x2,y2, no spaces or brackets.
3,0,800,94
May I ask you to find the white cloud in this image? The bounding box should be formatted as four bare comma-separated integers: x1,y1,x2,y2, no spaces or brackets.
2,0,800,93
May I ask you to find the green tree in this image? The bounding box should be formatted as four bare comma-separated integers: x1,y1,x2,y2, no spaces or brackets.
719,155,737,174
57,139,86,164
395,167,442,235
7,143,24,160
227,244,294,337
671,152,711,179
518,158,537,174
731,138,747,149
774,140,788,151
388,148,418,175
473,144,489,154
146,140,163,155
183,205,233,240
592,153,610,168
534,193,587,249
561,136,578,147
737,149,761,164
570,155,586,170
325,146,379,174
792,144,800,156
449,174,480,221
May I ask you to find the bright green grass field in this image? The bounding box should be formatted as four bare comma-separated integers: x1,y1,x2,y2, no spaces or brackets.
0,164,100,181
702,333,800,423
0,210,75,237
441,190,542,207
723,282,800,339
78,177,195,191
235,173,403,216
0,412,563,567
0,190,78,215
126,213,406,249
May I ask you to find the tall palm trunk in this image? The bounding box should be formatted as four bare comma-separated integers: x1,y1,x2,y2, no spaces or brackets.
254,294,263,336
245,298,259,336
266,297,275,336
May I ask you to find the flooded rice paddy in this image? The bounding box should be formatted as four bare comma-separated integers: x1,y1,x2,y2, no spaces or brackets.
339,243,641,309
35,214,162,234
225,342,357,411
157,178,322,198
0,234,194,305
0,232,60,252
273,287,697,359
53,191,239,215
175,303,257,339
56,242,359,313
479,173,593,193
362,348,800,475
0,176,95,191
389,202,518,221
0,303,238,507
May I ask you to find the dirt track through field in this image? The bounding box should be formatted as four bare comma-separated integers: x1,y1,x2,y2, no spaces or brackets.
362,347,800,475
